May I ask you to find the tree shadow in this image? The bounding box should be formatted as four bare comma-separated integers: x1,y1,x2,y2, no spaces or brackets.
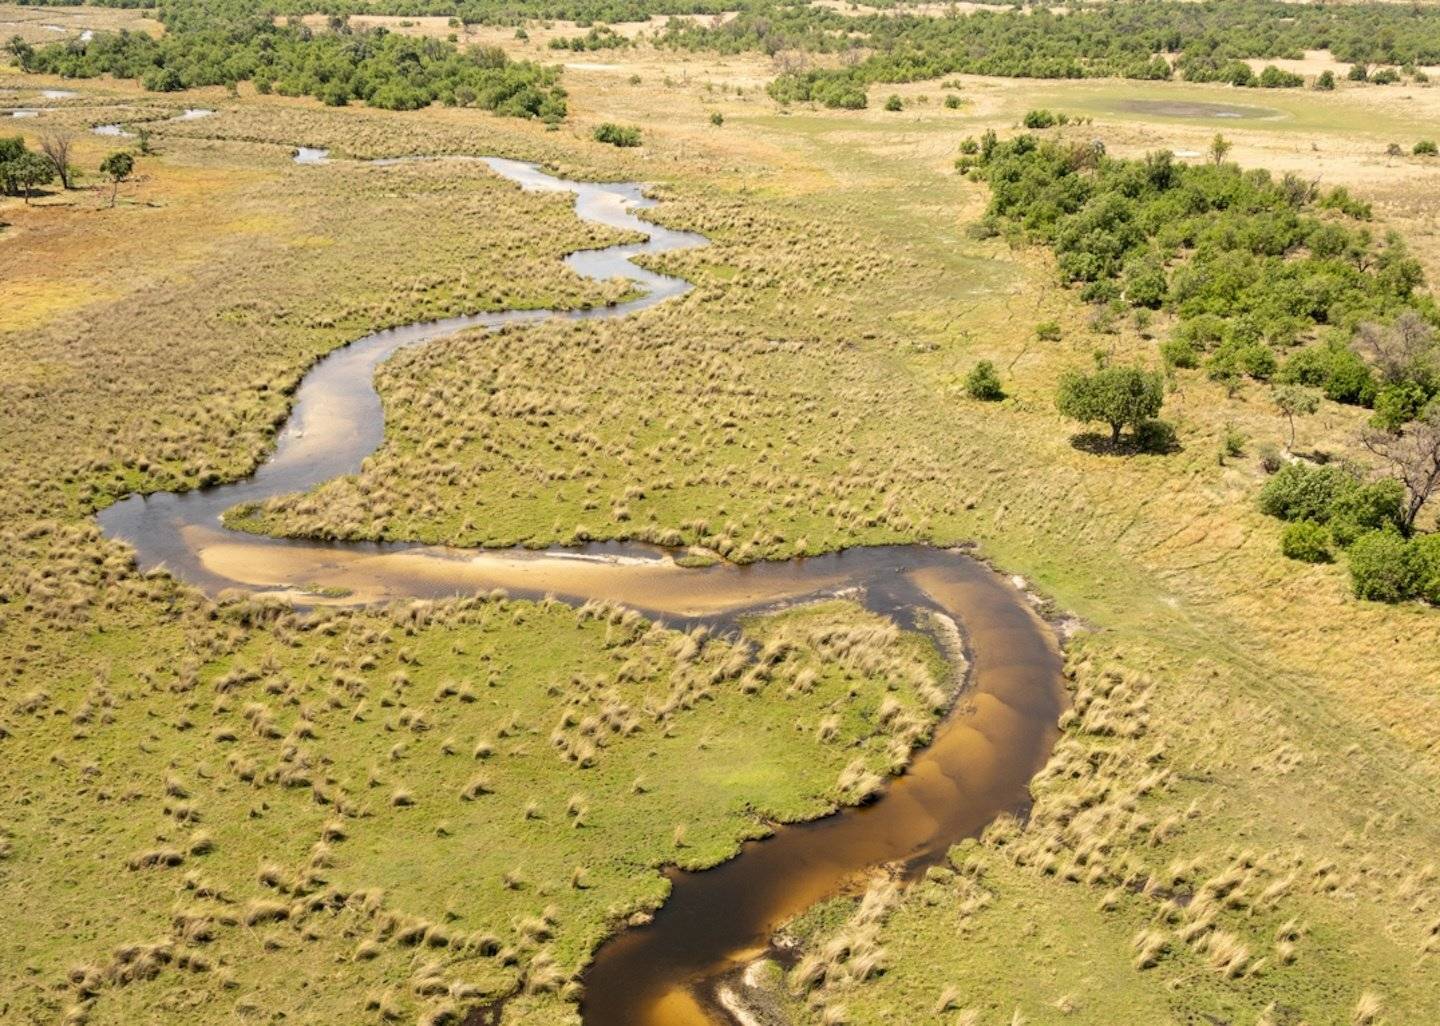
1070,421,1183,456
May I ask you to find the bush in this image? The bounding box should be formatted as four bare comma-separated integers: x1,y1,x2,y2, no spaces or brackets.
1035,320,1062,342
1022,108,1060,128
1328,478,1406,547
1259,65,1303,88
944,94,962,109
964,360,1005,401
1281,521,1333,563
1160,336,1199,370
593,123,642,147
1348,529,1420,602
1314,70,1335,90
884,94,903,112
1414,140,1439,156
1134,418,1179,453
1413,534,1440,604
1257,462,1356,523
709,111,724,127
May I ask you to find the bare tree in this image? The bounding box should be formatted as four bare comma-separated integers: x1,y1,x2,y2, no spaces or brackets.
1353,311,1437,386
1363,405,1440,533
38,129,75,190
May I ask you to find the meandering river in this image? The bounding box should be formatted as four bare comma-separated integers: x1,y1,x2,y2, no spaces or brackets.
97,155,1064,1026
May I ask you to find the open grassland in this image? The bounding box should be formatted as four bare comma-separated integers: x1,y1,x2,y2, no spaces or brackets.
0,519,945,1026
4,33,1440,1026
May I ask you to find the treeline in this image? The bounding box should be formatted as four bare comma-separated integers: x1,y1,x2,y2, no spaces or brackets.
662,0,1440,86
12,0,736,27
9,3,568,115
965,134,1435,406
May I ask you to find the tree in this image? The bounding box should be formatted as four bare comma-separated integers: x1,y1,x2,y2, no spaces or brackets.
1315,70,1336,90
1056,364,1165,445
965,360,1004,401
37,129,75,190
1208,133,1232,165
99,151,134,208
1362,405,1440,533
9,151,52,204
1272,384,1319,448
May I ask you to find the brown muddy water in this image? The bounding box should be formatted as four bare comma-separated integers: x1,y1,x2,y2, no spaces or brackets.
97,156,1065,1026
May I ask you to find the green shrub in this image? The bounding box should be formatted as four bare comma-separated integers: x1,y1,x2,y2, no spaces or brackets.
1281,521,1333,563
1413,534,1440,604
593,122,642,147
1160,336,1199,370
1022,108,1060,128
965,360,1005,401
1370,382,1430,432
944,94,962,109
709,111,724,127
1314,70,1335,90
1035,320,1062,342
1414,140,1439,156
1328,479,1405,547
1258,65,1303,88
884,94,903,112
1348,529,1420,602
1257,462,1357,523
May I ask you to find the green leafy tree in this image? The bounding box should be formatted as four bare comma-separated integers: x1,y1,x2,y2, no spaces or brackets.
1056,364,1164,445
99,150,134,208
9,150,53,204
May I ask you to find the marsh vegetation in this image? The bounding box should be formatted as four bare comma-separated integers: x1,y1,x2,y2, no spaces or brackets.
4,6,1440,1026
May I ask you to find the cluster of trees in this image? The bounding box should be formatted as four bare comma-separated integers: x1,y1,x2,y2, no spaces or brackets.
654,0,1440,92
1260,444,1440,603
12,0,732,26
0,135,54,203
9,3,567,117
548,25,632,50
967,129,1438,604
767,66,868,109
964,133,1435,412
2,131,138,207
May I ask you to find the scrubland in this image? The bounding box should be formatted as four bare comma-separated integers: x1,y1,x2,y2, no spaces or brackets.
4,23,1440,1026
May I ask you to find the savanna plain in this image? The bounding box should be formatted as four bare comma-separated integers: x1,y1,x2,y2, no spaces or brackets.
4,2,1440,1026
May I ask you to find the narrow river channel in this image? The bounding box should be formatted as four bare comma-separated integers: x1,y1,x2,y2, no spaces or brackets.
97,154,1064,1026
